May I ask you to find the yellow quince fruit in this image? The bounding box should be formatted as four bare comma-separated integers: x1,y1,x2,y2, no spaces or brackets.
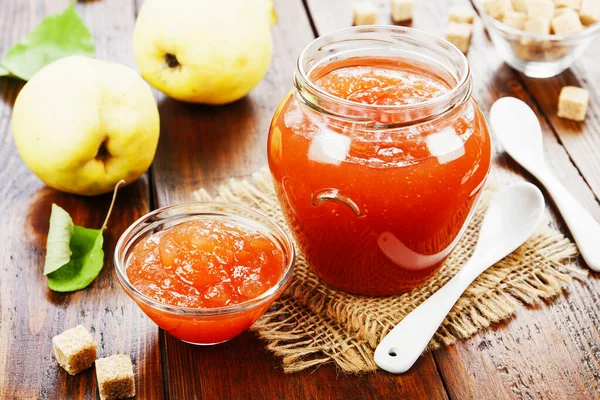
133,0,275,105
12,56,160,196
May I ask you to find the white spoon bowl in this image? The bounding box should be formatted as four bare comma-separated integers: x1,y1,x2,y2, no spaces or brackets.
490,97,600,272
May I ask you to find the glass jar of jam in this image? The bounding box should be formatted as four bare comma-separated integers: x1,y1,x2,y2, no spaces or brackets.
267,26,492,296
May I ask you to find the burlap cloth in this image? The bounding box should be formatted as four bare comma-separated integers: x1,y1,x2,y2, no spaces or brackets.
194,169,585,373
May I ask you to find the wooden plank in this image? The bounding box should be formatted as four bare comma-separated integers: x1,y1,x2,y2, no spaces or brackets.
0,1,163,398
435,278,600,399
163,332,448,400
306,0,600,398
149,0,449,398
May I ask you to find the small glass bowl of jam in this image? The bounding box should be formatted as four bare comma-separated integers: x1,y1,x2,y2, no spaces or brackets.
114,202,295,345
268,26,492,296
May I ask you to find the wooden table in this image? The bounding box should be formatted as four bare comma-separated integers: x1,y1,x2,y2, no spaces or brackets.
1,0,599,398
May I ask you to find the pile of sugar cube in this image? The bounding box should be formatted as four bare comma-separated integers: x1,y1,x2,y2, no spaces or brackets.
52,325,135,400
353,0,414,25
484,0,599,35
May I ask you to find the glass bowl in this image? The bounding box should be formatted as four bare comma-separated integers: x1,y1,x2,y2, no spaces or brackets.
474,1,600,78
114,202,295,345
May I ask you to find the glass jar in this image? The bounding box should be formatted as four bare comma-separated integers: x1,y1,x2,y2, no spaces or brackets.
114,202,295,345
267,26,492,296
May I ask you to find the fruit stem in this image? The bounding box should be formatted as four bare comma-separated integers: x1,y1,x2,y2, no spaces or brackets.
102,180,125,230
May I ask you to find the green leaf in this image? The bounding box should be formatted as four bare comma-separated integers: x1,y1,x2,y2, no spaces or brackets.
0,65,9,76
1,4,94,81
47,226,104,292
44,181,124,292
43,204,74,275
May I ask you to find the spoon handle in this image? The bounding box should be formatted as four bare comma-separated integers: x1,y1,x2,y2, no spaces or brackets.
374,260,483,374
538,172,600,272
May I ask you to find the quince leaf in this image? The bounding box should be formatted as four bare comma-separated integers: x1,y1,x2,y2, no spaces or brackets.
45,181,124,292
1,4,94,81
47,225,104,292
43,204,74,275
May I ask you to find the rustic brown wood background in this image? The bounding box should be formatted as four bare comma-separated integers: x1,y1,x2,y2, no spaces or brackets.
1,0,599,398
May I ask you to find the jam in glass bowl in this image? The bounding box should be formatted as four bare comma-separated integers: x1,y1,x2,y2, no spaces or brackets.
114,202,295,345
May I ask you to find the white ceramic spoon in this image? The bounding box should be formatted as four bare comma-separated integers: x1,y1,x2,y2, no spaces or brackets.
374,183,544,374
490,97,600,272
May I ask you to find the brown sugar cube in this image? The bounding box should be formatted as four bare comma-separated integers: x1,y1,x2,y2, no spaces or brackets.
554,0,581,9
519,16,551,50
391,0,414,22
557,86,589,121
484,0,510,19
52,325,97,375
513,0,528,11
551,10,584,33
525,0,556,18
520,15,551,44
448,4,476,23
95,355,136,400
353,1,378,25
503,10,528,29
580,0,600,24
554,6,578,16
446,22,473,53
523,15,551,33
512,42,537,60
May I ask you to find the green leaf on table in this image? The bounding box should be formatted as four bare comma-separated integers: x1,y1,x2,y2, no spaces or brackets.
44,181,124,292
43,204,74,275
47,225,104,292
0,4,94,81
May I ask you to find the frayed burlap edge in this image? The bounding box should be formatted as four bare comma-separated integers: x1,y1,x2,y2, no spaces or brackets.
194,168,585,373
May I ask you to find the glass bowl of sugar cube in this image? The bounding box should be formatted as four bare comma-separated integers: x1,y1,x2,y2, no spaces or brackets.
475,0,600,78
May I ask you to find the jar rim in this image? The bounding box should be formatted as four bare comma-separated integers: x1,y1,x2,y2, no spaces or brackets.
294,25,473,127
113,201,296,317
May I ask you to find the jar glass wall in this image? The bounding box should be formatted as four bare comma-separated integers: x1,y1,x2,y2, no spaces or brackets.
268,26,492,296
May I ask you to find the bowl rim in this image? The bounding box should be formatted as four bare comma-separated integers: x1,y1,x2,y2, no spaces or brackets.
474,1,600,44
113,201,296,317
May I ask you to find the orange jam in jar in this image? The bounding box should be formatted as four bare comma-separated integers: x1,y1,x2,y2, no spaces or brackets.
268,27,492,296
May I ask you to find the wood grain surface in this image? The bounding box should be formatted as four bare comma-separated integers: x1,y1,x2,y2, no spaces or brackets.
0,1,163,399
1,0,599,399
